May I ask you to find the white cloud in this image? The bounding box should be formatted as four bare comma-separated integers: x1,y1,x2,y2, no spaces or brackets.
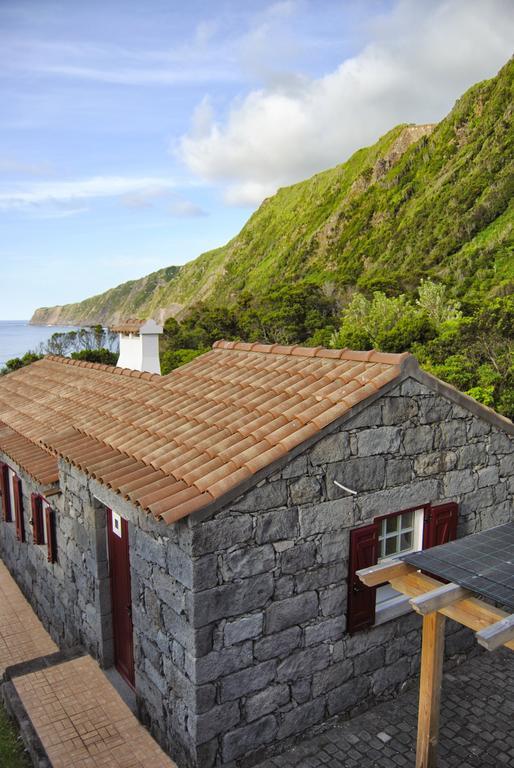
178,0,514,205
169,199,207,218
0,175,179,209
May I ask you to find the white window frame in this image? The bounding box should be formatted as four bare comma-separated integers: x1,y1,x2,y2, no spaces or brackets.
374,507,425,625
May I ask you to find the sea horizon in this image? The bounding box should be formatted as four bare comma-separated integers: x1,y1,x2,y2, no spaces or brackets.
0,319,83,368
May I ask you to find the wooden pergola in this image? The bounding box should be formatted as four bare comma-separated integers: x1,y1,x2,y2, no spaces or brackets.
357,522,514,768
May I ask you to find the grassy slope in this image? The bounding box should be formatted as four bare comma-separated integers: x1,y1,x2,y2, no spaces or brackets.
0,705,30,768
31,59,513,325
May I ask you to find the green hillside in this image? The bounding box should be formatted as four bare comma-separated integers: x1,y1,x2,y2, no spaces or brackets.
31,58,513,324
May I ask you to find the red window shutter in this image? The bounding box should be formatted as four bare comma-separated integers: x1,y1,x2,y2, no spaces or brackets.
31,494,44,545
46,506,56,563
347,523,378,634
0,463,11,522
13,475,25,542
424,502,458,549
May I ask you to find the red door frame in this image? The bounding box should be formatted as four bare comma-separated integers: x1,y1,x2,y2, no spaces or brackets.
107,509,135,688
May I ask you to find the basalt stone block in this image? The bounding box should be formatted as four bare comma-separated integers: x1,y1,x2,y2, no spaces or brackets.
319,585,345,618
327,456,385,496
309,432,350,465
224,614,263,646
457,443,488,469
386,458,412,486
312,659,353,696
134,528,167,569
289,475,322,505
246,684,290,722
291,677,311,704
220,659,277,702
192,516,253,555
442,469,475,497
345,403,382,430
189,700,240,744
356,427,401,457
194,642,253,685
417,396,452,424
234,481,288,513
305,616,344,646
319,530,348,565
254,626,302,661
382,397,418,425
276,645,329,683
280,541,316,574
327,676,369,716
277,697,325,740
255,508,298,544
222,715,278,762
166,540,193,588
265,591,318,634
438,420,468,448
296,562,345,593
414,451,457,477
281,454,308,479
195,574,273,628
299,498,353,536
403,425,435,454
192,554,218,591
222,544,275,580
371,658,409,695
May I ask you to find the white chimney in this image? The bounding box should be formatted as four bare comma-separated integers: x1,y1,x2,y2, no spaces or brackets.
114,319,163,374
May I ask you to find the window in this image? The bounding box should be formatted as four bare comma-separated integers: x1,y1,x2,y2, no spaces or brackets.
12,473,25,543
0,462,11,522
376,507,425,609
31,493,56,562
347,502,458,634
31,493,45,545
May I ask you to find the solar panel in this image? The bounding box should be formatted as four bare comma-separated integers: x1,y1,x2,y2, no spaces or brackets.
401,523,514,610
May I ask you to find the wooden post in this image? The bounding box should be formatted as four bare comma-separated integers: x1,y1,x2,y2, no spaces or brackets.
416,612,445,768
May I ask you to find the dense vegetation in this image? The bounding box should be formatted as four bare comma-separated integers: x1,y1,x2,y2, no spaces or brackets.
159,281,513,418
22,59,514,417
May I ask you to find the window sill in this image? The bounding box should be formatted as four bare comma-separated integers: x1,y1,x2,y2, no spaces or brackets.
374,594,413,626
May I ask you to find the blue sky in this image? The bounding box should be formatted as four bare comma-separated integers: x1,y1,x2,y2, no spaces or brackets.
1,0,513,319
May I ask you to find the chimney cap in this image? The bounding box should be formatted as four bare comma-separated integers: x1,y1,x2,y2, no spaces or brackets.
110,318,163,335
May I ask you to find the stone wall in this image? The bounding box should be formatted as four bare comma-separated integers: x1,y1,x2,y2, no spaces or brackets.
0,459,200,768
0,459,101,655
186,378,513,767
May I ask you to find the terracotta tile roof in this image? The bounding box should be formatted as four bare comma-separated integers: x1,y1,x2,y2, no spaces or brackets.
0,343,408,522
109,318,145,334
0,421,58,485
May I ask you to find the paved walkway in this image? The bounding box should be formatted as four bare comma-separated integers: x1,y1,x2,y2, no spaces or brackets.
0,560,58,675
0,559,176,768
255,648,514,768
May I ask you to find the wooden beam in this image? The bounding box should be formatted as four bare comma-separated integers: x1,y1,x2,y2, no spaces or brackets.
476,614,514,652
389,570,514,652
416,612,445,768
410,583,470,616
357,560,413,587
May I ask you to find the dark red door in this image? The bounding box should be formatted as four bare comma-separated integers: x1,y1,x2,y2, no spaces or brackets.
107,510,135,687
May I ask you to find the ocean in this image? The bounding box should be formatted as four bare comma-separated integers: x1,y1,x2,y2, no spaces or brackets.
0,320,81,368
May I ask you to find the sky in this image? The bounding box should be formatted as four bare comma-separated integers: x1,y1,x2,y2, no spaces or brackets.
1,0,513,320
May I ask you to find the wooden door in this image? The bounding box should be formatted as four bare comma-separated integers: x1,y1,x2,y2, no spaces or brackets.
107,510,135,687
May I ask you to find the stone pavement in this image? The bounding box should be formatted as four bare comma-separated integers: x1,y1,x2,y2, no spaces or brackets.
12,655,176,768
0,559,58,675
255,649,514,768
0,558,176,768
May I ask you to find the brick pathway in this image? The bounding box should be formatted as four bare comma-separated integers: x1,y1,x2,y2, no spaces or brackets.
0,559,176,768
0,559,58,675
13,656,176,768
255,649,514,768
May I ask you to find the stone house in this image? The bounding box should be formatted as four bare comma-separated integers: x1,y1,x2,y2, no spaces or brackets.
0,340,512,767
